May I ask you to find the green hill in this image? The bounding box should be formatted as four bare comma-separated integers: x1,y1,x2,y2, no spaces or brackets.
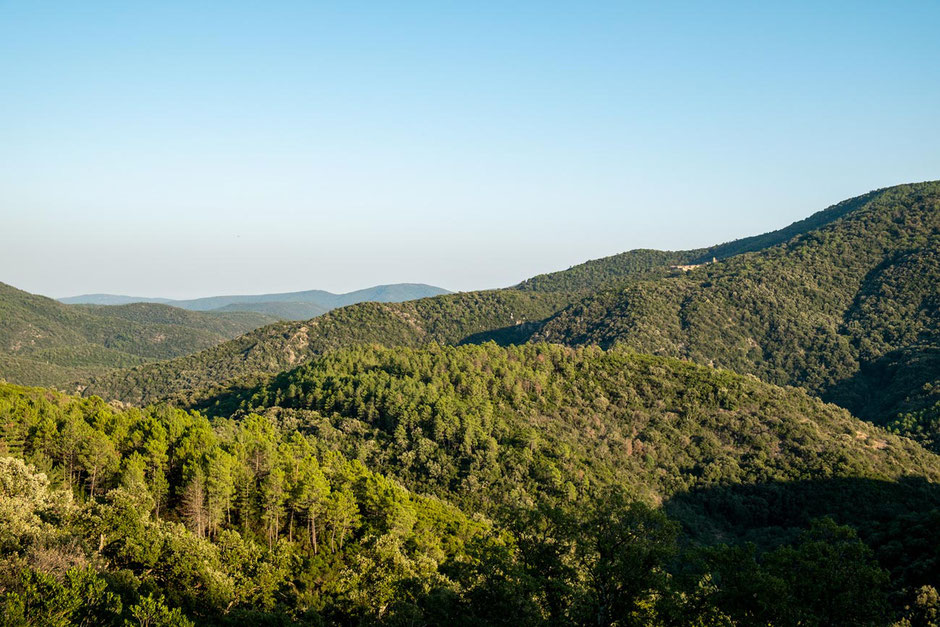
533,181,940,447
209,343,940,510
0,283,278,387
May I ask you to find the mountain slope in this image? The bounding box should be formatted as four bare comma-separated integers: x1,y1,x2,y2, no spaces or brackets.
534,181,940,446
512,186,883,294
211,343,940,508
0,283,278,387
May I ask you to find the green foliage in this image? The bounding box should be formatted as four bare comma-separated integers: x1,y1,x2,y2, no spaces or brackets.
216,343,940,513
1,566,122,626
2,337,940,623
126,594,194,627
691,519,891,626
0,381,487,623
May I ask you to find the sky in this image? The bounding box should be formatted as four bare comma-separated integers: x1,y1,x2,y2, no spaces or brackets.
2,1,939,299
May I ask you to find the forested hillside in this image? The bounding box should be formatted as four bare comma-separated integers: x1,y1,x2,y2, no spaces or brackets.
212,343,940,511
512,185,882,294
534,182,940,447
3,344,939,624
0,283,277,388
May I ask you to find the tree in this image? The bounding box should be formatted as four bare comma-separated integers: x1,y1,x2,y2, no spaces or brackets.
126,593,193,627
1,566,121,627
294,456,330,554
261,466,286,548
575,492,678,627
181,470,207,539
206,450,236,537
326,489,360,553
898,585,940,627
79,428,118,499
764,518,890,627
120,452,154,513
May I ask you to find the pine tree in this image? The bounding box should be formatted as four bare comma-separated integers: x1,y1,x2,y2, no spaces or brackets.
181,470,208,538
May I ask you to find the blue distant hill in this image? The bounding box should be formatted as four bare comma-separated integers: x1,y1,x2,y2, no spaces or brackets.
59,283,451,320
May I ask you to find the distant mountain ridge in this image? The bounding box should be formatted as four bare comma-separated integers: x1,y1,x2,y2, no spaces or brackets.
60,283,451,320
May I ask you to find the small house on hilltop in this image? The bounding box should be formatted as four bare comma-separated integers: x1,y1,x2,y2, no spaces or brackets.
670,257,717,272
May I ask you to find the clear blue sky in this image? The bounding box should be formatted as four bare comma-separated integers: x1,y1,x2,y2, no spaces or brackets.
2,1,939,298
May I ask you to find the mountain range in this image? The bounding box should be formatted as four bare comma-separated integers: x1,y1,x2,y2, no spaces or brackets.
59,283,451,320
0,282,450,387
75,182,940,454
0,283,279,387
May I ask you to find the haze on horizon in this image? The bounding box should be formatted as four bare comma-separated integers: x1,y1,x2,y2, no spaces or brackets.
2,1,939,300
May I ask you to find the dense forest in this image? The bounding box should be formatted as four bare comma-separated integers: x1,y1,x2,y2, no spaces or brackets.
3,344,940,624
3,182,940,625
